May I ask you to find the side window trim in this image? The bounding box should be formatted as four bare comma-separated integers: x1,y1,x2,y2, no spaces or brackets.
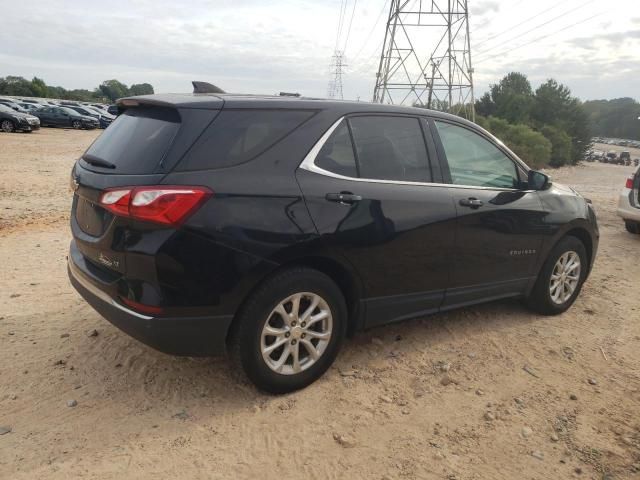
298,115,526,192
429,118,525,190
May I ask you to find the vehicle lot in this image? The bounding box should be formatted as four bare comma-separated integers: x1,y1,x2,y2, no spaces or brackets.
1,129,639,479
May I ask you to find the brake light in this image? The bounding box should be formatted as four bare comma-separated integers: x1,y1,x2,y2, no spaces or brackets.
625,176,635,189
99,186,212,226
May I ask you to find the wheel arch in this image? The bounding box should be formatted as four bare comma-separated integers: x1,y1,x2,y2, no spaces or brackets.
226,254,365,345
564,227,594,272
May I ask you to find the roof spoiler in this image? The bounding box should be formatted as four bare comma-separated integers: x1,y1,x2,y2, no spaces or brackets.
192,81,226,94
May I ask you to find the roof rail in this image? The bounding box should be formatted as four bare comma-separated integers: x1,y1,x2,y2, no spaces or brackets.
192,81,226,94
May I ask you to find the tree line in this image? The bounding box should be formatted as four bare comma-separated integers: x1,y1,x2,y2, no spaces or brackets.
474,72,591,169
0,76,154,103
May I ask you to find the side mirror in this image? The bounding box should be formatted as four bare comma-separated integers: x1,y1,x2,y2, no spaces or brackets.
527,170,550,190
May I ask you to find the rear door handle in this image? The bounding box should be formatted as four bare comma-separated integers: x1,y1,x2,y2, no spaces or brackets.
326,192,362,205
459,197,483,209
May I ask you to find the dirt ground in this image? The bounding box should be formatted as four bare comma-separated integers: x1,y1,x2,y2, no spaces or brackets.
1,128,639,480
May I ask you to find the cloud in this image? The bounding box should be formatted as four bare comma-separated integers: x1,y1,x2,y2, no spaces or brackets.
472,1,501,16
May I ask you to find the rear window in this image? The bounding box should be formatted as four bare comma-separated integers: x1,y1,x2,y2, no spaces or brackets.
82,107,180,174
177,109,314,171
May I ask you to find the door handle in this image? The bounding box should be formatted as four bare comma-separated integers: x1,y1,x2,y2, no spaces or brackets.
326,192,362,205
459,197,483,209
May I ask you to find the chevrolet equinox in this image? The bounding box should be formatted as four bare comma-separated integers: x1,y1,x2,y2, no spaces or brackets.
68,90,599,393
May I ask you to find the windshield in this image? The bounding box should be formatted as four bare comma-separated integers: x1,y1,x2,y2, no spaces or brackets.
0,104,14,113
60,107,80,116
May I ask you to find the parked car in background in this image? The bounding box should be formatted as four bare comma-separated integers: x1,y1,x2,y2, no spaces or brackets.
0,103,40,132
66,105,115,129
90,104,109,111
17,102,45,113
605,151,619,164
620,151,631,166
107,104,120,116
0,99,30,113
67,93,599,393
618,166,640,234
33,106,99,129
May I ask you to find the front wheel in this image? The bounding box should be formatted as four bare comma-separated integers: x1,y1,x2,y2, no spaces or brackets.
229,267,347,393
72,120,82,129
526,236,587,315
1,119,15,133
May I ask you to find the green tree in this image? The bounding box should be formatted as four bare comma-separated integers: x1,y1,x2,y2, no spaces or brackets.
532,79,591,164
99,79,129,102
489,72,534,124
30,77,48,97
582,98,640,141
0,76,35,96
477,116,552,169
540,125,572,168
129,83,154,96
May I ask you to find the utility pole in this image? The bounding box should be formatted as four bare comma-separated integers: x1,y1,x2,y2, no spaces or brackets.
373,0,475,121
327,50,347,100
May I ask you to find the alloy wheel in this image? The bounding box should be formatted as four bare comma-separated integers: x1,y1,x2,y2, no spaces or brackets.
1,120,15,133
549,251,581,305
260,292,333,375
72,120,81,129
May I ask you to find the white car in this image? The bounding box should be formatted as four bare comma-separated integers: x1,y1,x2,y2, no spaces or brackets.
618,167,640,234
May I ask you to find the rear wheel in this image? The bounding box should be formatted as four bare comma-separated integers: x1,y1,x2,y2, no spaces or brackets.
526,236,587,315
1,120,15,133
229,267,347,393
625,221,640,234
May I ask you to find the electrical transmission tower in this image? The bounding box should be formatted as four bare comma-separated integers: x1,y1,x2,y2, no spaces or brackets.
373,0,475,120
327,50,347,100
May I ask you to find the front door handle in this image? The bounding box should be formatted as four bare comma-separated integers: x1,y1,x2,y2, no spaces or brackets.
459,197,483,209
326,192,362,205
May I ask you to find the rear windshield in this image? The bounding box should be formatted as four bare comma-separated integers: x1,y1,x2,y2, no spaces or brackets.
176,109,314,171
82,107,180,174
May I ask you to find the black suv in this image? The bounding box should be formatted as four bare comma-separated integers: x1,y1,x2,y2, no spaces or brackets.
68,93,599,393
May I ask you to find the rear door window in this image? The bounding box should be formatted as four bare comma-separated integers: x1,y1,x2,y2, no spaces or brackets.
348,116,431,182
81,107,180,174
177,109,315,171
315,122,358,177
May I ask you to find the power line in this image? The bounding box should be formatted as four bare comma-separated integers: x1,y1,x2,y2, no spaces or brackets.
342,0,359,52
476,0,597,58
475,10,605,65
334,0,348,51
474,0,566,48
349,0,389,62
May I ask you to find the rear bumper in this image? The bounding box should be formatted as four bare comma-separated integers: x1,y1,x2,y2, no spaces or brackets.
617,189,640,222
67,253,233,356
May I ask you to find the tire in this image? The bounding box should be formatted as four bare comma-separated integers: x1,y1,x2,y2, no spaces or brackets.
72,120,82,129
625,221,640,234
229,267,347,394
526,236,588,315
1,119,15,133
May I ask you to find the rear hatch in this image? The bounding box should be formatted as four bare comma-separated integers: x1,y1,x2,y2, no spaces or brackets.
71,100,221,285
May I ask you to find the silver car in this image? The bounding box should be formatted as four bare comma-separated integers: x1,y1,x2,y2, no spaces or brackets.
618,167,640,234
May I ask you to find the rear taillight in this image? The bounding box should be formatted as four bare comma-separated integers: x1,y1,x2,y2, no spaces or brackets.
99,185,212,226
625,176,635,189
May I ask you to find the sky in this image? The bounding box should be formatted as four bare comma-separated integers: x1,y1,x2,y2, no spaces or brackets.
1,0,638,102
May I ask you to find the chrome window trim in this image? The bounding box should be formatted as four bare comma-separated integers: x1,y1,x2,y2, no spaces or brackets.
298,116,533,193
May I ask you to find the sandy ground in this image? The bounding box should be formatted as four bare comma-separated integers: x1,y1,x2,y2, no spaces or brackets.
1,128,639,480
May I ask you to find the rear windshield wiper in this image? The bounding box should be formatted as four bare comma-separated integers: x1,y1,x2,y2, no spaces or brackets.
82,154,116,169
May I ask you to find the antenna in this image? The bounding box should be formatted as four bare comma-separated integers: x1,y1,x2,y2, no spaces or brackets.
373,0,475,120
